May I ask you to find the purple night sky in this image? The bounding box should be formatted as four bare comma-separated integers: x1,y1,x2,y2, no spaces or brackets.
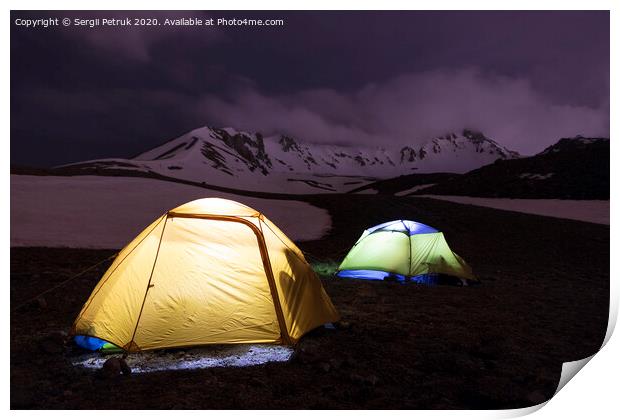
11,10,609,167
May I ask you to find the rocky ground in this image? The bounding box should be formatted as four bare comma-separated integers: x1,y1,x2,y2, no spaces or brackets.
10,195,609,409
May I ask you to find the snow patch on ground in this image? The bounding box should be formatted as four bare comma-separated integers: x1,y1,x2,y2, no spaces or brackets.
394,184,436,196
354,188,379,194
71,344,294,373
10,175,331,248
419,195,609,225
518,173,554,180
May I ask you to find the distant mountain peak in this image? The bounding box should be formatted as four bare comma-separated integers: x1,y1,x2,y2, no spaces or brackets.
410,129,520,161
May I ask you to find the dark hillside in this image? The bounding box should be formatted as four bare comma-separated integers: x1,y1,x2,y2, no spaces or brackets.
415,137,609,199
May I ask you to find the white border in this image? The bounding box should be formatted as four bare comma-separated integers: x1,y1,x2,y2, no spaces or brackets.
4,1,616,418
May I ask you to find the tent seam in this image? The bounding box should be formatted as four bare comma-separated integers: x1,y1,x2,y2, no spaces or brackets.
126,214,169,353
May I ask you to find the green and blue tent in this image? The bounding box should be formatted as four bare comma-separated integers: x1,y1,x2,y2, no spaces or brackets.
336,220,474,284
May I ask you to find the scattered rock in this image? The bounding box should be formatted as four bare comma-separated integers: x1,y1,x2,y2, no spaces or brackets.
48,330,68,340
33,355,48,366
321,384,335,395
349,373,365,383
335,320,352,330
343,355,356,368
365,375,379,386
36,297,47,309
357,284,377,298
527,390,548,405
297,351,317,364
39,341,61,354
329,358,343,370
100,357,122,379
317,362,331,373
39,331,70,354
119,358,132,375
296,342,321,364
249,377,267,388
349,373,379,386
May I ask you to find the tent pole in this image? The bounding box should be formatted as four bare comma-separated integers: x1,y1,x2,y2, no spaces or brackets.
166,212,292,345
125,214,169,353
407,230,413,281
257,217,292,345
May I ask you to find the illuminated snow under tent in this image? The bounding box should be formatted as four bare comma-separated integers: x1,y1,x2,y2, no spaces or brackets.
71,198,339,352
336,220,475,284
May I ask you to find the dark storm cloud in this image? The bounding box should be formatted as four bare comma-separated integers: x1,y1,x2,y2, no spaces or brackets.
199,68,608,154
10,10,609,166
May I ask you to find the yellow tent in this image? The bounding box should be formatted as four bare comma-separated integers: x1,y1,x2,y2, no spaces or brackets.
71,198,340,352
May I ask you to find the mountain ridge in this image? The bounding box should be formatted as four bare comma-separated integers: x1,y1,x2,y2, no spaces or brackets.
55,126,520,193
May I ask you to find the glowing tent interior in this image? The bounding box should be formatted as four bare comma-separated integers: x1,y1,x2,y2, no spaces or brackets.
336,220,475,284
71,198,340,352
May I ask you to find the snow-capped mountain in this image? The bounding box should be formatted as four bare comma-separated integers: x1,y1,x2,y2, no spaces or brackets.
59,126,519,194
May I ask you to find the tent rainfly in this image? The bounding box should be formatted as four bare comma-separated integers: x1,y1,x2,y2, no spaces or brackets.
71,198,340,352
336,220,474,284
